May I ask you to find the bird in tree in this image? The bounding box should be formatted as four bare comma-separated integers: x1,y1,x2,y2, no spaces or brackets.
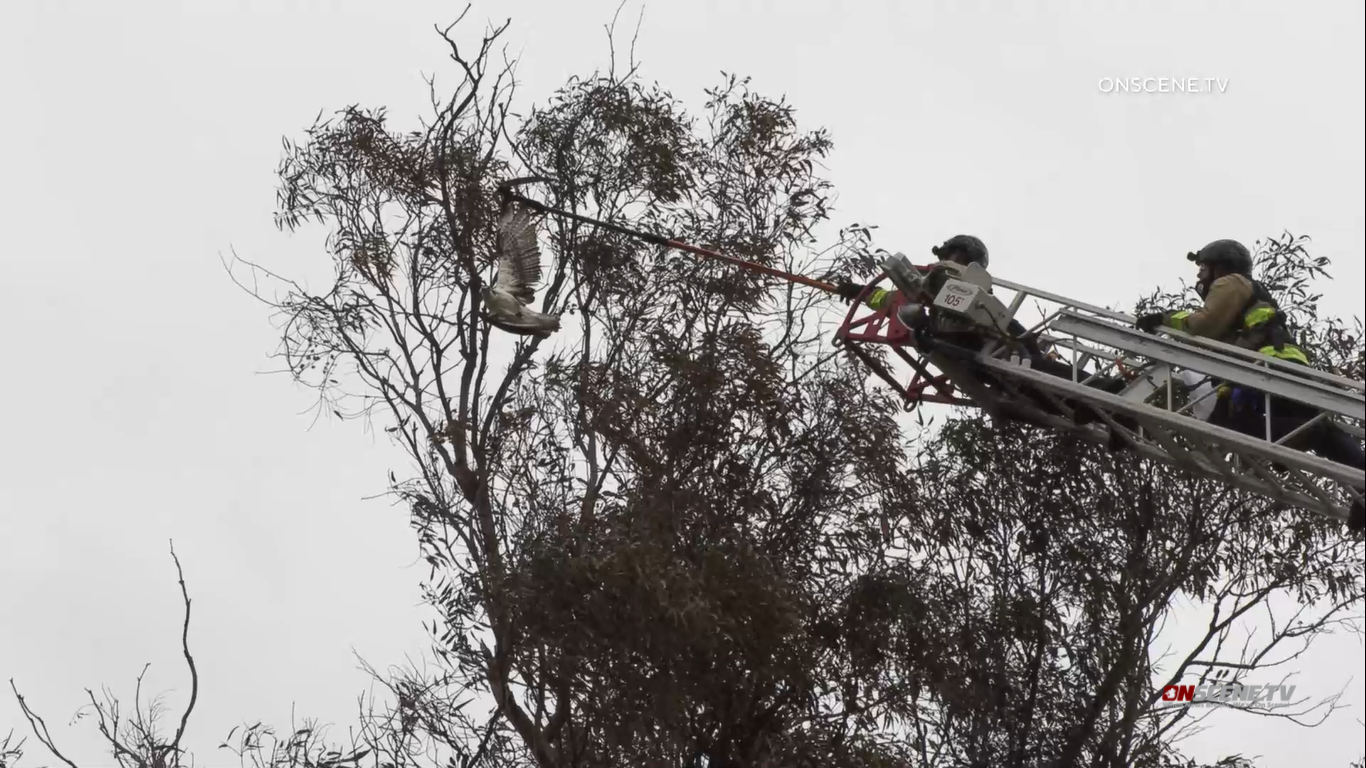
481,201,561,338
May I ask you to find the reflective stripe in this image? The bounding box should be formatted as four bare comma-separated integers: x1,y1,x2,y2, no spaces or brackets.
1214,347,1308,405
867,288,891,311
1244,305,1276,328
1164,310,1191,331
1257,344,1309,365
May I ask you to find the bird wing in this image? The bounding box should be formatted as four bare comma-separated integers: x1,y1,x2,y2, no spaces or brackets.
494,205,543,305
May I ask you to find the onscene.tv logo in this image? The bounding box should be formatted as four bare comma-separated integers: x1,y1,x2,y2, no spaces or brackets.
1157,682,1297,710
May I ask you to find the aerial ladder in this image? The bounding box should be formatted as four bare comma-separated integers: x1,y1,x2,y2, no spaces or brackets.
833,253,1366,526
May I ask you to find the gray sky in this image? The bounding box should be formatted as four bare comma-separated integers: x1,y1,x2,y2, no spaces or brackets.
2,1,1362,766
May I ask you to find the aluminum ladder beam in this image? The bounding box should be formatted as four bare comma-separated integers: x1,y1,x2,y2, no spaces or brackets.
924,352,1350,522
942,353,1362,523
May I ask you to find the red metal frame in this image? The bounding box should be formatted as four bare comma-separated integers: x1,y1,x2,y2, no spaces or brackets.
832,270,978,411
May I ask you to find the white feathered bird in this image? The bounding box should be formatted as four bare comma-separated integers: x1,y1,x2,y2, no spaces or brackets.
481,203,561,338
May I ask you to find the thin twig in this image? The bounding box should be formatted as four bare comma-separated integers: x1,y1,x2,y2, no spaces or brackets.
167,540,200,760
10,680,81,768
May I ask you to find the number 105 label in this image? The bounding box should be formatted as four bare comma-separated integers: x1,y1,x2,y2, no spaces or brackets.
934,281,980,313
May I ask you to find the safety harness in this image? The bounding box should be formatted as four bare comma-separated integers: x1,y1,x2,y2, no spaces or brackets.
1167,276,1310,366
1234,279,1309,366
1204,278,1312,414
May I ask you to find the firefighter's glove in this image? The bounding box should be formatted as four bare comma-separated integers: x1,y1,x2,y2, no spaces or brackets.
835,281,866,304
1135,313,1165,334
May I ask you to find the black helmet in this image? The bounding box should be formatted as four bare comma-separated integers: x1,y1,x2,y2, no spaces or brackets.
932,234,989,269
1187,239,1252,275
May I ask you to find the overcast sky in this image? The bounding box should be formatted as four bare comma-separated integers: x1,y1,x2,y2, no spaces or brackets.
2,1,1363,766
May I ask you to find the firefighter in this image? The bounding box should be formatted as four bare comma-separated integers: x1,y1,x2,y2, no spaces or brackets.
835,236,1133,442
1134,239,1307,362
833,235,1039,351
835,234,993,314
1136,239,1364,531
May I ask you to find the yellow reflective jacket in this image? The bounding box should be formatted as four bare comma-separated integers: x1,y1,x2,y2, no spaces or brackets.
1162,274,1308,365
